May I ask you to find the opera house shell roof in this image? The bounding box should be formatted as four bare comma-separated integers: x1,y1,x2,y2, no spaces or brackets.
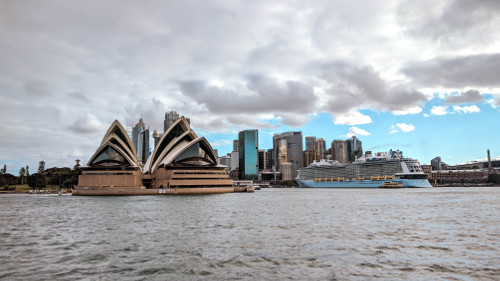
75,116,233,195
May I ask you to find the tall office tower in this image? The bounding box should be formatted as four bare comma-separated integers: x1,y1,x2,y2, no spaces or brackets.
273,131,304,170
230,151,239,171
303,149,315,167
238,129,259,180
258,149,268,171
233,140,239,152
132,118,150,164
305,136,316,151
331,140,348,164
266,149,274,170
345,136,362,162
314,138,327,161
163,111,179,132
163,111,191,132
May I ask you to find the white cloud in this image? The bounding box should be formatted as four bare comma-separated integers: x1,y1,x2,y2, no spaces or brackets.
333,110,372,125
210,139,232,147
391,123,415,133
392,106,423,116
430,105,449,116
344,126,371,138
453,105,480,114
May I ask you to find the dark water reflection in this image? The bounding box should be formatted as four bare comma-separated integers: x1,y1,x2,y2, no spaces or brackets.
1,187,499,280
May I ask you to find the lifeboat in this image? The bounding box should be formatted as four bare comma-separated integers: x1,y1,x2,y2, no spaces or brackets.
371,176,378,180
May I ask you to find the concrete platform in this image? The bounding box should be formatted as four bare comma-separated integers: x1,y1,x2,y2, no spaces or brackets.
72,187,235,196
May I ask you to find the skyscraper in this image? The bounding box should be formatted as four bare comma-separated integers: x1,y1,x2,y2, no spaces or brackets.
303,149,315,166
331,139,348,164
163,111,191,132
238,129,258,180
163,111,179,132
132,118,150,164
305,136,316,151
314,138,326,161
258,149,268,171
233,139,239,152
273,131,303,170
346,136,362,162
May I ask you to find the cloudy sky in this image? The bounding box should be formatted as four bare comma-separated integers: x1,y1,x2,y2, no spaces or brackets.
1,0,499,173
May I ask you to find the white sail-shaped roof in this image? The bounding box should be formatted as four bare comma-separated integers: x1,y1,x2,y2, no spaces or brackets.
87,120,139,167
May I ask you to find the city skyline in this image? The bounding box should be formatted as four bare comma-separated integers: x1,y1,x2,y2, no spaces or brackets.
1,1,499,173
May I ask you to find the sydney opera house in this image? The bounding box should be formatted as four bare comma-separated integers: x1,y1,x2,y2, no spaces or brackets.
73,116,234,195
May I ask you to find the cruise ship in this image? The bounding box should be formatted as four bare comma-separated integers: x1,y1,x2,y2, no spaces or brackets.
296,151,432,188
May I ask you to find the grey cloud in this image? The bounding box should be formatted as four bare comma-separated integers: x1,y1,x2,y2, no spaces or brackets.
179,75,318,127
67,115,105,135
398,0,500,45
403,53,500,88
318,61,427,113
24,81,50,96
445,90,483,104
67,91,90,103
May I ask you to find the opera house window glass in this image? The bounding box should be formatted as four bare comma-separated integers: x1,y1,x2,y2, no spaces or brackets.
91,146,127,166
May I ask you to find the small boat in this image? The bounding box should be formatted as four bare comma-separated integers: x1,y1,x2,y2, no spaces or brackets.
380,181,403,188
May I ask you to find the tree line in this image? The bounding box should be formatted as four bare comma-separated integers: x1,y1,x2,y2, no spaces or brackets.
0,160,81,190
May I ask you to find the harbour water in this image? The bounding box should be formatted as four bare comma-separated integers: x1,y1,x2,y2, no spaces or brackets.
1,187,499,280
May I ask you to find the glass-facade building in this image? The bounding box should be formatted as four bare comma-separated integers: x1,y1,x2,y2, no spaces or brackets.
132,118,150,164
238,130,258,180
273,131,303,170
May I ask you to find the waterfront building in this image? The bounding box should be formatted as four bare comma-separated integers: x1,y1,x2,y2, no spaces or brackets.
258,149,268,171
305,136,316,151
131,118,150,164
76,117,233,195
280,162,298,181
303,149,315,167
230,151,239,171
238,129,258,180
273,131,303,171
332,140,348,164
346,136,363,163
431,156,449,171
267,149,274,170
219,154,231,167
314,138,326,161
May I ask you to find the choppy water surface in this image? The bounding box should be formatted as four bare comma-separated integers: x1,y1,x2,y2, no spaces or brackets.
1,187,499,280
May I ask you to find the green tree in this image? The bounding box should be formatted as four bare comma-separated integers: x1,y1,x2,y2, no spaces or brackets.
19,167,26,185
26,165,29,177
27,173,47,189
38,161,45,175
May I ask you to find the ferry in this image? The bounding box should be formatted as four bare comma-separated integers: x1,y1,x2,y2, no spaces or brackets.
295,150,432,188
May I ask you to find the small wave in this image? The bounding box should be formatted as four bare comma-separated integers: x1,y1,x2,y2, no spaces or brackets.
427,264,457,273
359,262,382,268
138,267,175,276
417,245,451,251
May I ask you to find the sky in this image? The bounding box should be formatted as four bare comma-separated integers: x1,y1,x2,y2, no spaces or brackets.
1,0,499,174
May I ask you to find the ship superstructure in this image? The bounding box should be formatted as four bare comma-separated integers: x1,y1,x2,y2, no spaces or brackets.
296,151,432,188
